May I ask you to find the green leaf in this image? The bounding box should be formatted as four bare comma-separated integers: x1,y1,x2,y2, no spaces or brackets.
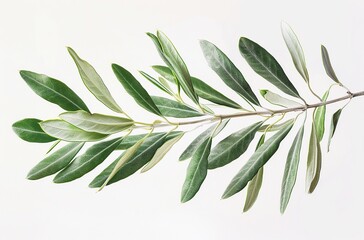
306,122,322,193
141,132,184,173
40,120,108,142
260,90,302,108
243,134,265,212
27,142,84,180
200,40,260,106
179,120,229,161
150,96,203,118
112,64,162,116
20,70,89,112
280,124,305,214
139,71,173,95
54,137,123,183
239,37,300,98
321,45,340,83
258,119,294,132
89,133,169,188
327,108,343,152
12,118,57,143
281,22,309,82
59,110,134,134
181,136,212,203
222,119,294,199
314,90,329,142
67,47,123,113
147,33,172,68
208,121,263,169
151,65,177,83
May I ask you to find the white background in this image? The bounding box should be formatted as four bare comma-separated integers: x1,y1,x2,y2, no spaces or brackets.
1,0,364,239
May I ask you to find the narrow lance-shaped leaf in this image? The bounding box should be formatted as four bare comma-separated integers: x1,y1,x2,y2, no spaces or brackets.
12,118,57,143
139,71,174,96
200,40,260,106
260,90,303,108
306,121,322,193
280,123,305,213
112,64,162,117
67,47,123,113
59,110,134,134
27,142,84,180
321,45,340,83
327,108,343,152
147,33,173,70
150,96,203,118
20,71,90,112
54,137,124,183
281,22,309,82
208,121,263,169
259,119,295,132
151,65,177,84
239,37,301,98
243,134,265,212
222,119,294,199
40,120,108,142
181,136,212,203
141,132,184,173
314,90,329,142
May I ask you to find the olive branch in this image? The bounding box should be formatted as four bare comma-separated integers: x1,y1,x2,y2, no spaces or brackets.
12,22,361,213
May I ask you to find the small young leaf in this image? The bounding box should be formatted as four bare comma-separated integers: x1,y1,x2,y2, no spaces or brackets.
321,45,340,83
27,142,84,180
141,132,184,173
281,22,309,82
260,89,303,108
181,136,212,203
208,121,263,169
139,71,173,95
327,108,343,152
54,137,123,183
151,96,203,118
239,37,300,98
314,90,329,142
306,122,322,193
280,124,305,213
258,119,294,132
151,65,176,83
59,110,134,134
20,71,90,112
200,40,260,106
12,118,57,143
222,119,294,199
112,64,162,117
40,120,108,142
67,47,123,113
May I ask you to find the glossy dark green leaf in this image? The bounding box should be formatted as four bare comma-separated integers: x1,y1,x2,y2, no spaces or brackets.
20,70,89,112
139,71,173,95
67,47,123,113
151,96,203,118
239,37,300,98
54,137,123,183
89,133,169,188
208,121,263,169
179,120,229,161
321,45,340,83
327,109,343,152
280,124,305,213
222,119,294,199
27,142,84,180
12,118,57,143
181,136,212,203
243,134,265,212
314,91,329,142
40,120,108,142
112,64,162,116
200,40,260,106
306,122,322,193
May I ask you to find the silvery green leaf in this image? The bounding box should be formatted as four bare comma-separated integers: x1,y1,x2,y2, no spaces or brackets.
151,65,176,83
258,119,294,132
306,122,322,193
12,118,57,143
260,89,303,108
139,71,173,95
151,96,203,118
321,45,340,83
327,109,343,152
314,90,329,142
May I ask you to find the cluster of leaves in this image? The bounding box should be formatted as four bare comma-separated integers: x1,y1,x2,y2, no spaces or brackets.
13,23,353,213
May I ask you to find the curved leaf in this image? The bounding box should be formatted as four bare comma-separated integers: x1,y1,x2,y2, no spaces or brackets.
27,142,84,180
40,120,108,142
20,70,89,112
281,22,309,82
327,108,343,152
12,118,57,143
200,40,260,106
151,65,176,83
151,96,203,118
54,137,123,183
239,37,300,98
112,64,162,116
260,89,302,108
67,47,123,113
139,71,173,95
321,45,340,83
306,122,322,193
314,90,329,142
222,119,294,199
59,110,133,134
